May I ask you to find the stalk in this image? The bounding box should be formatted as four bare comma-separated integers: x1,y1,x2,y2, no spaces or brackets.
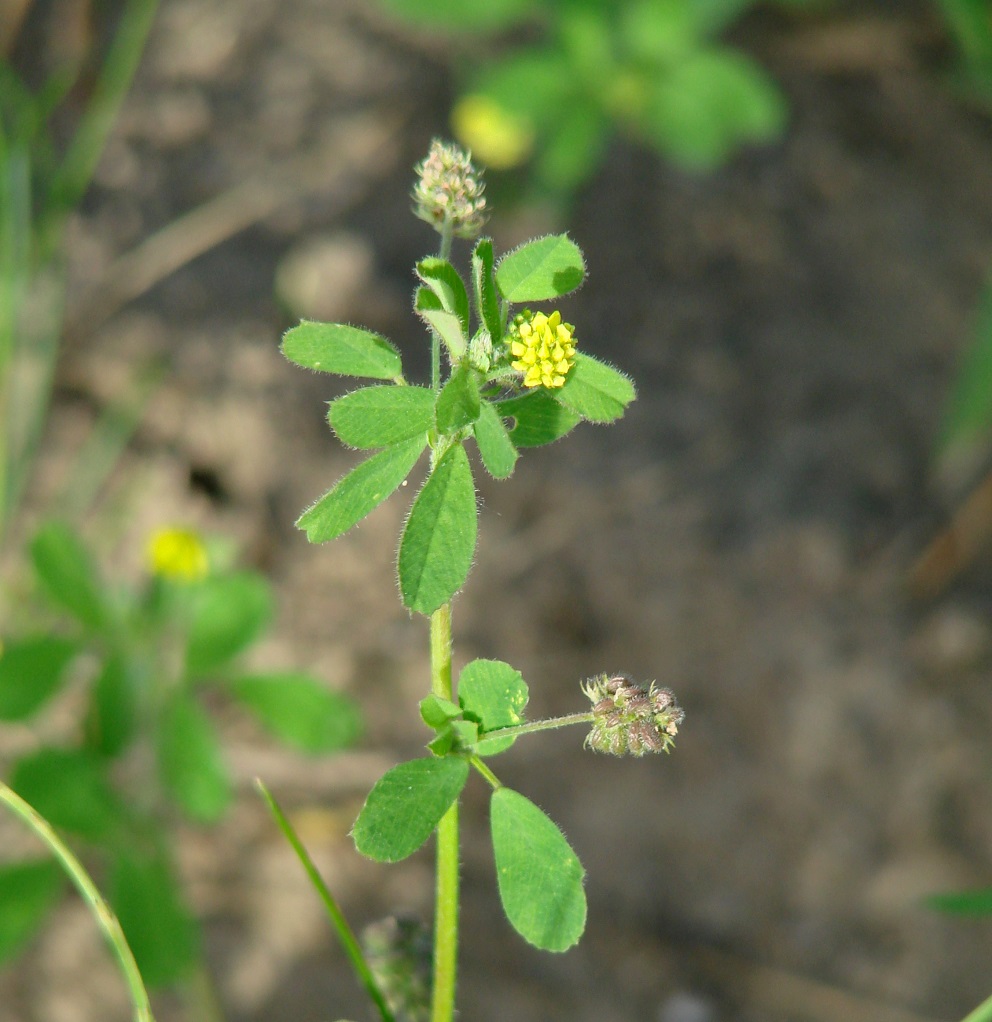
429,602,458,1022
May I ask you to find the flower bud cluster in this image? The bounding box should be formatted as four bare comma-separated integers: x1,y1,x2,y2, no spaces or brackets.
361,916,432,1022
582,674,684,756
412,138,488,240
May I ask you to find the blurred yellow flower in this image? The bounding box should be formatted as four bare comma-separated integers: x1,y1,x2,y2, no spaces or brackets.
146,527,209,581
451,95,534,171
508,309,576,389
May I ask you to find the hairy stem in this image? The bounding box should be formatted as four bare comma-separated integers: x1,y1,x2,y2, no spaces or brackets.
430,603,459,1022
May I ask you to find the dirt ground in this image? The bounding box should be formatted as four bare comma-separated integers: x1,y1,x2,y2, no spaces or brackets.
3,1,992,1020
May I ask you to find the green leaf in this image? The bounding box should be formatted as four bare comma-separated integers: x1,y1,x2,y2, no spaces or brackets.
379,0,535,30
84,654,136,757
554,353,636,423
420,694,462,729
30,521,107,630
435,364,481,435
498,390,581,447
495,235,585,302
0,635,78,720
228,672,362,753
398,443,478,614
927,887,992,916
643,48,786,169
415,287,467,358
490,787,586,951
0,859,63,962
157,693,231,823
329,385,435,449
281,322,402,380
472,238,503,343
352,757,470,862
417,257,470,337
10,747,124,841
184,571,273,674
296,437,426,543
459,659,529,756
472,401,518,478
109,847,199,987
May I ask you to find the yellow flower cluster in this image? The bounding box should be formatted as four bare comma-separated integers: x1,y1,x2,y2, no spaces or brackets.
508,309,576,389
146,527,209,581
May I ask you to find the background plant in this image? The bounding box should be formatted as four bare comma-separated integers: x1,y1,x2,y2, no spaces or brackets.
276,139,683,1022
0,520,361,1004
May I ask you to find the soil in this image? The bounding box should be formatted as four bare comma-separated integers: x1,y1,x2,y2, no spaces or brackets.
3,1,992,1021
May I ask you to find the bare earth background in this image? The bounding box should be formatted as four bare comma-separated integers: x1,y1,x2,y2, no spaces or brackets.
3,1,992,1020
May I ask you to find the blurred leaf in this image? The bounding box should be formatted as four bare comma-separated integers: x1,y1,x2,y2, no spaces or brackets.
157,693,231,823
329,385,435,449
927,887,992,916
490,787,586,951
398,443,477,615
10,747,124,841
436,364,481,435
281,322,402,379
353,757,469,862
379,0,536,30
472,401,518,478
554,353,636,423
228,672,362,753
459,659,529,756
472,238,503,343
184,571,272,675
643,48,786,168
109,847,199,987
496,235,586,302
0,859,63,962
296,437,426,544
417,257,470,337
84,653,136,758
939,279,992,460
498,389,581,447
533,103,608,196
619,0,698,64
30,521,107,630
0,635,78,720
415,287,467,358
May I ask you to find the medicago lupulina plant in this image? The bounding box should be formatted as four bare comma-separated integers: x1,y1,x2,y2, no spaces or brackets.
278,139,685,1022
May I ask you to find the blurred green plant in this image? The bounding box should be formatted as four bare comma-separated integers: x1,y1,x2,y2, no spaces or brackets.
0,0,159,547
0,521,361,994
379,0,800,200
936,0,992,105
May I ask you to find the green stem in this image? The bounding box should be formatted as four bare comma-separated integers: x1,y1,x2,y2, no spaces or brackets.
961,991,992,1022
255,780,396,1022
429,603,458,1022
0,780,155,1022
488,711,595,742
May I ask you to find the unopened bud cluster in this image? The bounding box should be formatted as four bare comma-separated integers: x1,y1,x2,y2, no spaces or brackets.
361,916,432,1022
412,138,488,240
582,674,684,756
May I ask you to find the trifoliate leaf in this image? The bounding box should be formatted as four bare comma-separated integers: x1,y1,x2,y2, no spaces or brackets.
459,659,529,756
281,322,402,379
297,437,426,544
353,757,469,862
491,787,586,951
472,401,518,478
495,234,585,302
329,385,435,449
553,353,636,423
398,443,477,615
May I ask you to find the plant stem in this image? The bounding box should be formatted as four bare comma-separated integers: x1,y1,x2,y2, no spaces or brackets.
429,602,459,1022
256,780,396,1022
489,711,595,742
0,780,155,1022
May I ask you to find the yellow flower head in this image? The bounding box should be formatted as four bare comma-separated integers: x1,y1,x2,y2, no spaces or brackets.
146,527,209,581
507,309,577,389
451,95,534,171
